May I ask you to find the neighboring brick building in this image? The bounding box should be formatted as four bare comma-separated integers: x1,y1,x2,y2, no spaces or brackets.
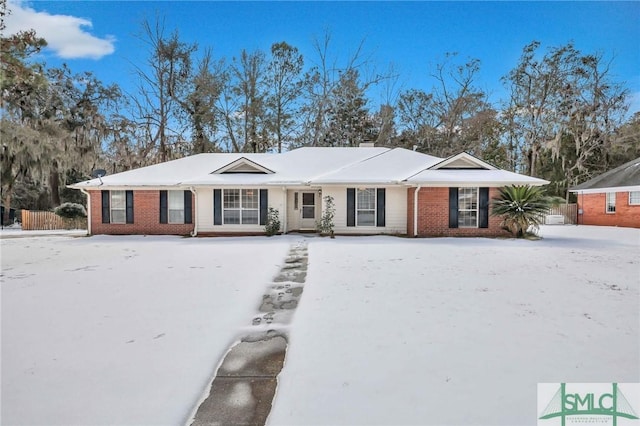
70,148,548,237
570,158,640,229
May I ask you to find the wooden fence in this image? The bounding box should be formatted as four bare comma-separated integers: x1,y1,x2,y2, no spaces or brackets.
538,204,578,225
21,210,87,231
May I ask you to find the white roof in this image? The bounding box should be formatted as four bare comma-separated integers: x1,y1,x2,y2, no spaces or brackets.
70,147,545,189
405,169,549,186
312,148,441,184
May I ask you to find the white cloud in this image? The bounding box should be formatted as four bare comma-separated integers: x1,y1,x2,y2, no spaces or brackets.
628,90,640,116
4,0,115,60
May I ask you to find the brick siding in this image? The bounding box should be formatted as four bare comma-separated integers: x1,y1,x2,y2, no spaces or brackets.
88,190,195,235
577,192,640,228
407,187,510,237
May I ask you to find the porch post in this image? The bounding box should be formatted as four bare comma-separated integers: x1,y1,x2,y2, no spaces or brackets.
414,185,421,237
282,187,287,234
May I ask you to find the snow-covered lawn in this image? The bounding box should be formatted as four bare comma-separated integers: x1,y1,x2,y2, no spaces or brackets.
1,225,638,425
1,235,291,425
269,226,640,425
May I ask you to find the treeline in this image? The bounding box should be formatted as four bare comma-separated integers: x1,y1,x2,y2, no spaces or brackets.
2,7,640,221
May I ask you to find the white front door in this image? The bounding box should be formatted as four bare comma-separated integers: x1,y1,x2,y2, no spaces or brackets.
300,192,316,229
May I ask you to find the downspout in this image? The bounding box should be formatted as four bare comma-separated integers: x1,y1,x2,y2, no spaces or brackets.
189,187,198,237
80,188,91,235
282,187,288,234
413,185,422,237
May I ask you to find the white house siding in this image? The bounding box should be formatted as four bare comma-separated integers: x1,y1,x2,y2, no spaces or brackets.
195,187,285,233
320,186,408,235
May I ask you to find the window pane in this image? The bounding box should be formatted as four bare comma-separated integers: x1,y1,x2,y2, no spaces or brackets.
606,192,616,213
242,189,259,209
459,188,477,210
169,210,184,224
224,209,240,224
357,188,375,210
224,189,240,208
302,206,315,219
458,211,477,227
111,210,126,224
302,193,314,205
111,191,125,209
168,191,184,209
630,191,640,205
242,209,259,224
357,211,375,226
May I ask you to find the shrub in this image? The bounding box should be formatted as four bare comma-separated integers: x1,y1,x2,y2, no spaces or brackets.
264,207,281,236
316,195,335,238
491,185,562,238
54,202,87,219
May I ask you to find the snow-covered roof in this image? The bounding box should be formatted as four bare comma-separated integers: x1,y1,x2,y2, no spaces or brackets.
312,148,441,184
69,146,544,189
569,157,640,193
405,169,549,186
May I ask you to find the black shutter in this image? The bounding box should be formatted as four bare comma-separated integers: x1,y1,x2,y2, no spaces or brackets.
479,187,489,228
159,190,168,224
184,190,192,224
376,188,386,227
259,189,268,225
449,187,459,228
101,190,110,224
125,190,134,224
347,188,356,227
213,189,222,225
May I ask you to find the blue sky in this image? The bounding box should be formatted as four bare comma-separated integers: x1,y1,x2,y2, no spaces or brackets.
6,1,640,114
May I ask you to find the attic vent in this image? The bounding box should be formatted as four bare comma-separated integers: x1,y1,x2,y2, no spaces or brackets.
440,158,485,169
211,157,275,175
223,163,266,174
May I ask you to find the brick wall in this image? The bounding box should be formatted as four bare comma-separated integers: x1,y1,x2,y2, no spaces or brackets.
407,187,510,237
577,192,640,228
88,190,195,235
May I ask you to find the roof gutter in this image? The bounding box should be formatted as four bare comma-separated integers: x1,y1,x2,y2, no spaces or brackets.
413,185,421,237
189,187,198,237
79,188,91,235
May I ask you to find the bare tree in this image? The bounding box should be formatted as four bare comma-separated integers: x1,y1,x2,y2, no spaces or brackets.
265,41,304,152
131,17,196,162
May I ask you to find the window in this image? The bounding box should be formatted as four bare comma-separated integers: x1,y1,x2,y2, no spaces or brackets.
629,191,640,205
302,193,315,219
110,190,126,224
458,187,478,227
168,191,184,224
224,189,259,224
606,192,616,213
356,188,376,226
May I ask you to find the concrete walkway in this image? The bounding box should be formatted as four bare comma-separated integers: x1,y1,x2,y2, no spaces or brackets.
188,241,309,426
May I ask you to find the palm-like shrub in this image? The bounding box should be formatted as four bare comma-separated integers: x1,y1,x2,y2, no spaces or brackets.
491,185,558,238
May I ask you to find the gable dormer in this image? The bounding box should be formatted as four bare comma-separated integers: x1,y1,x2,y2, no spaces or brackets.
211,157,274,174
429,152,497,170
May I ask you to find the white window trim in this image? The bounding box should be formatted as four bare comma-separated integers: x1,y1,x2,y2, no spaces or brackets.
168,190,185,224
629,191,640,206
356,188,376,227
459,187,479,228
606,192,616,214
223,189,260,225
110,190,126,224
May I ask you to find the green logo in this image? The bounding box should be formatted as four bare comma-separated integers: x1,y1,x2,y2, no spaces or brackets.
539,383,639,426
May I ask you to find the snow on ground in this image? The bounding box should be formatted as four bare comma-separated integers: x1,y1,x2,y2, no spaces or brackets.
1,235,291,425
268,226,640,425
1,226,638,426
